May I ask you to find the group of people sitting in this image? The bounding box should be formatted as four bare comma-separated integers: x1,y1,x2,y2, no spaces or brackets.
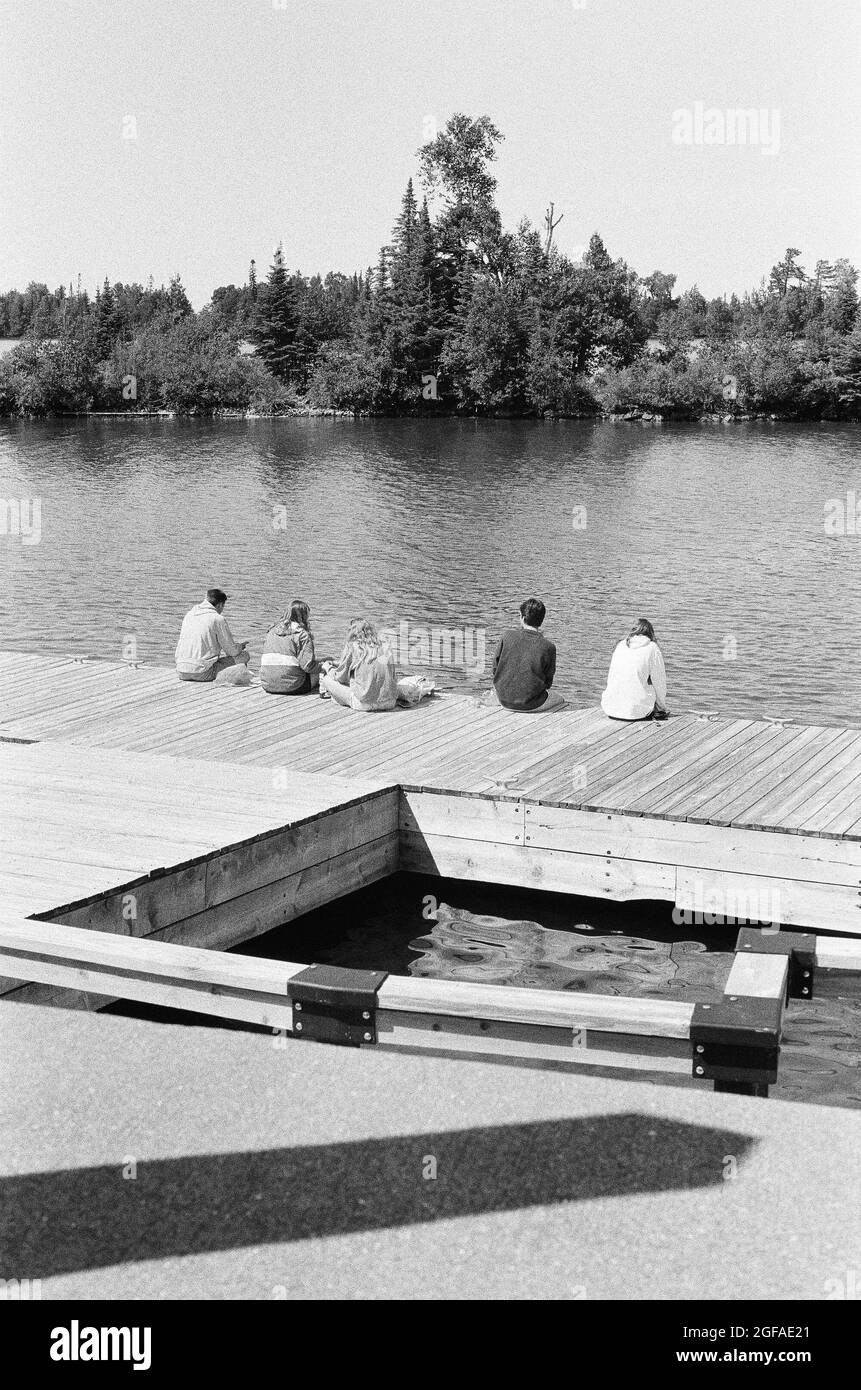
174,589,669,722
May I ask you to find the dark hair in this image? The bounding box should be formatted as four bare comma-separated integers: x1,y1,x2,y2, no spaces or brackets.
289,598,311,630
627,617,656,644
520,597,546,628
207,588,227,607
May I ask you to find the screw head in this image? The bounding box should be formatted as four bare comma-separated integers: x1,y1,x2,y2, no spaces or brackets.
294,1001,302,1011
363,1032,372,1042
295,1022,303,1032
696,1044,704,1054
695,1066,704,1076
362,1010,370,1020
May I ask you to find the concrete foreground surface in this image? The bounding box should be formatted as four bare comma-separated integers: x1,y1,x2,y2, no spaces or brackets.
1,1000,858,1300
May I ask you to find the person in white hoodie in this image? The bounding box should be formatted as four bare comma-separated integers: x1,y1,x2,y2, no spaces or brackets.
601,618,668,721
175,588,250,682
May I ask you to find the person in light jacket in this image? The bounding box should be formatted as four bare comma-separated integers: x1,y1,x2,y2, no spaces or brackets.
319,618,399,711
175,588,249,682
260,598,323,695
601,618,668,721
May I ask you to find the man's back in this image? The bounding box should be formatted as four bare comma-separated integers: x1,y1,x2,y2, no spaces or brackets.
493,626,557,711
176,601,236,675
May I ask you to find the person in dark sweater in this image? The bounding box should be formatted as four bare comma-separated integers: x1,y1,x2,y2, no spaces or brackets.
492,597,565,712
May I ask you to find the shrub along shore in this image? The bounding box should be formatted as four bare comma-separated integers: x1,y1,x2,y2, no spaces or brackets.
2,115,860,423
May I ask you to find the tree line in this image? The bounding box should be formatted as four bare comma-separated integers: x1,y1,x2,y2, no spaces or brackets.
2,114,859,420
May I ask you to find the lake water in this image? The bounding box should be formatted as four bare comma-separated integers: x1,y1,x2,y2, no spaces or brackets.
1,416,859,722
4,417,860,1108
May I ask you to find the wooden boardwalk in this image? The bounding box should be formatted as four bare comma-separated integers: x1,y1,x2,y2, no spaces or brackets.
2,652,861,836
1,651,859,941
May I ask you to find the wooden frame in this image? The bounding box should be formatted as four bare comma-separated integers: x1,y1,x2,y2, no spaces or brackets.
5,913,854,1096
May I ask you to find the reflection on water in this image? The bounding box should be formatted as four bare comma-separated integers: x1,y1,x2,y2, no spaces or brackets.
240,873,861,1111
1,417,860,722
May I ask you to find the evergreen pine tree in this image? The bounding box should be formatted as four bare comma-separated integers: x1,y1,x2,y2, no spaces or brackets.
255,244,297,380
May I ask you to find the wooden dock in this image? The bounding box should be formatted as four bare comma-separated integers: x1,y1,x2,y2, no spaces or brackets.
1,651,859,956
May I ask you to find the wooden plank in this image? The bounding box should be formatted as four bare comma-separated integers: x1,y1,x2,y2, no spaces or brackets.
561,716,713,799
400,791,523,846
623,721,773,816
0,951,298,1031
517,801,861,884
375,1013,693,1073
203,792,398,907
675,867,861,935
337,704,518,782
289,694,472,767
38,859,210,932
802,768,861,837
0,765,379,834
399,829,675,901
1,741,387,802
584,719,760,814
148,832,400,953
379,973,694,1036
1,831,399,996
723,952,789,1001
422,715,593,793
769,735,861,833
679,726,817,822
814,936,861,971
0,914,694,1038
518,715,700,802
728,729,856,829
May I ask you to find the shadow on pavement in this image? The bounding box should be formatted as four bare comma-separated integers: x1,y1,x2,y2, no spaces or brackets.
0,1113,756,1279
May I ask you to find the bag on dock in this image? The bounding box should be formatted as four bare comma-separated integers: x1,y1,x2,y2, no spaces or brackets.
396,674,436,706
217,665,253,687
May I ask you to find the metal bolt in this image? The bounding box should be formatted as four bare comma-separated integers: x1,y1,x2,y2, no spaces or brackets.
695,1066,704,1076
294,1001,302,1011
362,1010,370,1020
363,1032,372,1042
803,971,811,978
802,987,809,996
295,1022,303,1032
696,1044,704,1054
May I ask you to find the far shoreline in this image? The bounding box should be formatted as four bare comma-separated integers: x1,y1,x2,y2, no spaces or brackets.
3,407,860,425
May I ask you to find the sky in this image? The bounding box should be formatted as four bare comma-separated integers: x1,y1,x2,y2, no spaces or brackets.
1,0,859,308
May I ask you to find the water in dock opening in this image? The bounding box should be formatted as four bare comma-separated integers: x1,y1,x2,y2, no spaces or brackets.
236,873,861,1113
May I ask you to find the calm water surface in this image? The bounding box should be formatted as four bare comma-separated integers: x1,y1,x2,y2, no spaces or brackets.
5,419,860,1107
1,417,859,721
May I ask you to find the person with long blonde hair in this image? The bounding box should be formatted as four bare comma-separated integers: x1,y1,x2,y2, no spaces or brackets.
319,617,399,711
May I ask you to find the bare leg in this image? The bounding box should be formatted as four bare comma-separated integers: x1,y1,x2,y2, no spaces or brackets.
320,672,353,708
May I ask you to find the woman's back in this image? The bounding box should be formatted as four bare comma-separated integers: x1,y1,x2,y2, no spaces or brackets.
346,645,398,711
601,635,666,720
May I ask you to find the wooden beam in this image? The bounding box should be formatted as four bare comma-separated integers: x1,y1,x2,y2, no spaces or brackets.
723,952,788,1008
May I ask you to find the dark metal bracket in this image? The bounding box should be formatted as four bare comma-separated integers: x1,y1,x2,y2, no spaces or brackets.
690,996,783,1091
287,964,389,1047
734,927,816,1000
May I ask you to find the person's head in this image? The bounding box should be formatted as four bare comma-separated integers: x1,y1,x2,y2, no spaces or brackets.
207,587,228,613
345,617,381,656
520,597,546,629
627,617,657,645
288,598,311,631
